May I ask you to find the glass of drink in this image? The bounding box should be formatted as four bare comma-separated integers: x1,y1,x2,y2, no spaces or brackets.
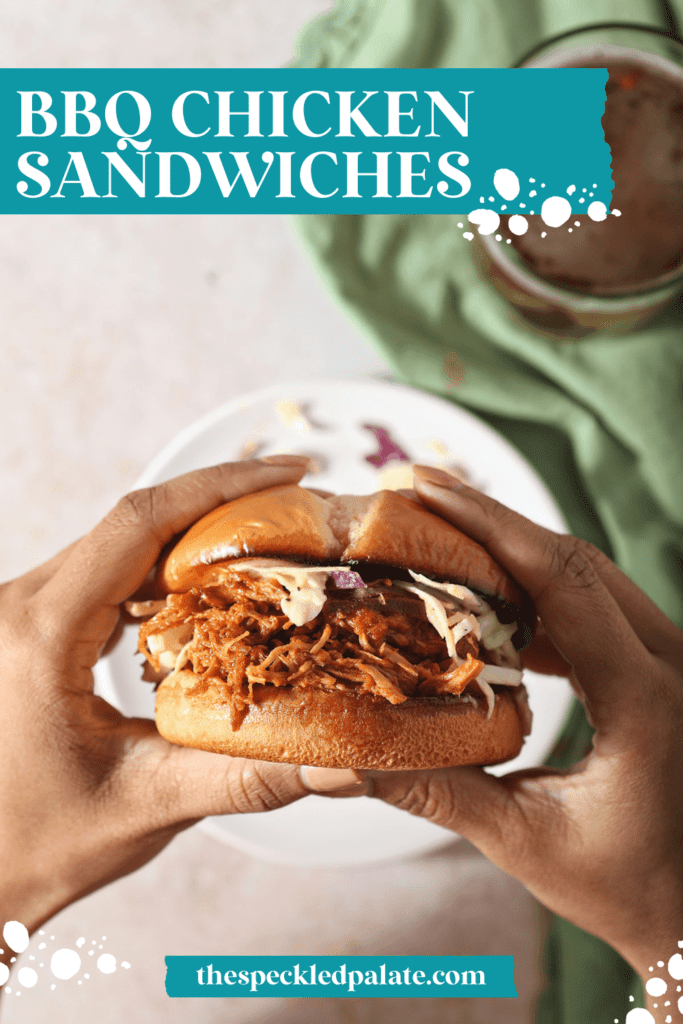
472,24,683,339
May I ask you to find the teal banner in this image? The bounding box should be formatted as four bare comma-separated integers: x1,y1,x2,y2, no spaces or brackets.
0,68,610,213
164,955,518,997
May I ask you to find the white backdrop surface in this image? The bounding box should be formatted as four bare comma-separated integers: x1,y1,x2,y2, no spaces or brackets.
0,3,549,1021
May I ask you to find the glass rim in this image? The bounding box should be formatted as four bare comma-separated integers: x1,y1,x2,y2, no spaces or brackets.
506,21,683,301
477,230,683,308
514,21,683,69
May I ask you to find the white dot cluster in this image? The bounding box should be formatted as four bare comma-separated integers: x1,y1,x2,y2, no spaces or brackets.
612,943,683,1024
455,167,618,244
0,922,128,995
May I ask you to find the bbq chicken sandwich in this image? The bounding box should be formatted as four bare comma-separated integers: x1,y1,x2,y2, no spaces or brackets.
129,485,535,769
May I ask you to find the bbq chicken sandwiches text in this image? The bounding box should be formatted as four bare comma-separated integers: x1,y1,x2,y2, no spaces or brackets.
128,485,535,769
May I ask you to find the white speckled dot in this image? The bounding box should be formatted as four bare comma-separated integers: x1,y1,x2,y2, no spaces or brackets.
468,209,500,235
668,954,683,979
0,964,9,986
97,954,117,975
493,168,519,201
588,201,607,222
3,922,29,954
541,196,571,227
626,1010,656,1023
18,968,37,989
50,949,81,981
508,214,528,235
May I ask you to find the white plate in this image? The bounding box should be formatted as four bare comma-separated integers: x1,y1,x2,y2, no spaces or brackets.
94,380,573,867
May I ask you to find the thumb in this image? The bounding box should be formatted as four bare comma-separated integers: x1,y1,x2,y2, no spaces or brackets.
115,722,310,827
367,765,561,875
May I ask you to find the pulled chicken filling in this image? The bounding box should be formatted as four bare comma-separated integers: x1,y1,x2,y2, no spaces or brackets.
130,565,530,733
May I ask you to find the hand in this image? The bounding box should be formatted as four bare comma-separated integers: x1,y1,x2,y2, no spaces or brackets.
365,465,683,995
0,457,313,955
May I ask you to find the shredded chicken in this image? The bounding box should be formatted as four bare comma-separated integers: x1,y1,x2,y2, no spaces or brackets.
135,571,524,728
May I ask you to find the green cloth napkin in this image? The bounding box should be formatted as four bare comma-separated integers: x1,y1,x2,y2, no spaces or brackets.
291,2,683,1021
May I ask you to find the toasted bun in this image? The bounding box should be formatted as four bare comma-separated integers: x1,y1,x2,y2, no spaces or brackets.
155,671,524,770
157,485,532,636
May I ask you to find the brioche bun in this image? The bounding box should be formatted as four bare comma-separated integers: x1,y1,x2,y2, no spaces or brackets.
152,485,533,769
156,672,524,770
158,485,532,633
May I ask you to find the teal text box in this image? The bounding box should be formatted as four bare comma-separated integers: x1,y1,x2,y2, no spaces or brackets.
0,68,610,213
165,955,518,997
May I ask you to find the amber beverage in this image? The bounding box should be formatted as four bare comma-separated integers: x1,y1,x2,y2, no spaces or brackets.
473,25,683,338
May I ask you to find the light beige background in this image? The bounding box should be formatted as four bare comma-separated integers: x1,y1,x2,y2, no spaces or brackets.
0,1,547,1020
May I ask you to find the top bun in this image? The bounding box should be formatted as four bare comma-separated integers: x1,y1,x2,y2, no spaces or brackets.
157,485,534,641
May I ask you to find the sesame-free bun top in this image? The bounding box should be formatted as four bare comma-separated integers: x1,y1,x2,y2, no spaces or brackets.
157,485,532,638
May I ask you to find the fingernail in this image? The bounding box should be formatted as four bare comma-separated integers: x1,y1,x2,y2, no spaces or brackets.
413,465,464,489
260,454,311,468
300,766,372,797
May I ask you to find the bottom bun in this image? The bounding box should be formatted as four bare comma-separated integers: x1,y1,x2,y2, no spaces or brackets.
155,671,524,770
